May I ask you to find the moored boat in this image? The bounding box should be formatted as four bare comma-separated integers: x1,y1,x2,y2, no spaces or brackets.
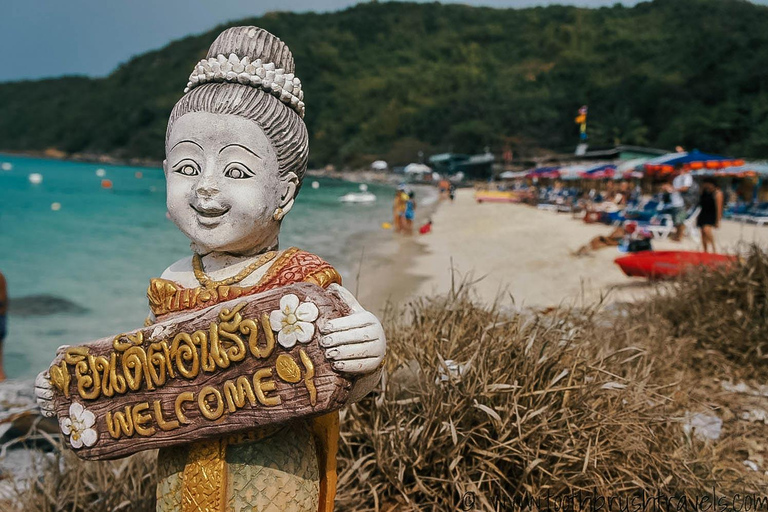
615,251,737,279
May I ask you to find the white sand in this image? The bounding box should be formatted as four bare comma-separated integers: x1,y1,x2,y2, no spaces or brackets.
367,188,768,309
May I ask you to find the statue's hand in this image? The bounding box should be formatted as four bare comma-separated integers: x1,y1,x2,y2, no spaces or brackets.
320,284,386,375
35,345,69,418
35,371,56,418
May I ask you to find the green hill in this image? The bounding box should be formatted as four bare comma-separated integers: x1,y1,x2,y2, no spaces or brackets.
1,0,768,167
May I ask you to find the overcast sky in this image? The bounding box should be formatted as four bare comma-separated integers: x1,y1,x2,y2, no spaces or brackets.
0,0,765,82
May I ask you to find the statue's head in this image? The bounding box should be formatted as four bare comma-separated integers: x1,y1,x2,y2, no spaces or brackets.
165,27,308,255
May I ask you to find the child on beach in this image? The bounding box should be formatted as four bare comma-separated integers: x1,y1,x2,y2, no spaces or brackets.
393,187,408,232
404,191,416,234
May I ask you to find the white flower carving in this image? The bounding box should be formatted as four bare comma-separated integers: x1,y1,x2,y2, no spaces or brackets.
269,294,319,349
59,402,98,449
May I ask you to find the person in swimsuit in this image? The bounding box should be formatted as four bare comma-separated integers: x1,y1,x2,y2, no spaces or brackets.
393,187,407,233
404,191,416,235
697,177,723,253
0,270,7,381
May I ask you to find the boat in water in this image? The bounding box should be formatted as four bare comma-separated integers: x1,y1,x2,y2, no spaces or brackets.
615,251,737,279
339,183,376,203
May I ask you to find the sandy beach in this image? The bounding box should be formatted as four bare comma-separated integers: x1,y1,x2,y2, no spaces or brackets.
357,188,768,312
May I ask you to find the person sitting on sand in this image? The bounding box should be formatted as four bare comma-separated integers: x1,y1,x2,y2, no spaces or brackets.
0,270,7,382
697,177,724,253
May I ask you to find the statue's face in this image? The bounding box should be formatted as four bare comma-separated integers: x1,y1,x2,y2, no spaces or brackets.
165,112,283,255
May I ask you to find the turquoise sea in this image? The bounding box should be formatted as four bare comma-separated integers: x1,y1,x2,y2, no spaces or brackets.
0,154,393,379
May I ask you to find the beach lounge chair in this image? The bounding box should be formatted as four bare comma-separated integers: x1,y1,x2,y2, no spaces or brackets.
640,207,700,241
625,214,674,239
644,215,675,239
725,202,750,221
537,203,559,212
744,210,768,226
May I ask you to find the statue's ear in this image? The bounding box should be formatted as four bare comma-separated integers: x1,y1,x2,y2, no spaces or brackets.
162,159,169,177
279,172,299,216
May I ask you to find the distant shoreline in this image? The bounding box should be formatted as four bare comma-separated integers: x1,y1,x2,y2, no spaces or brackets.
0,150,411,184
0,149,162,169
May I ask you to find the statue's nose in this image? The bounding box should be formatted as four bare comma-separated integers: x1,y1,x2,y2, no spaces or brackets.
196,179,219,198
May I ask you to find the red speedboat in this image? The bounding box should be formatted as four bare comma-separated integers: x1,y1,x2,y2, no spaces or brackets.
615,251,737,279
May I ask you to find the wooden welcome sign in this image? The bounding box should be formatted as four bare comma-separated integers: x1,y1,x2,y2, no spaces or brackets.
46,282,353,460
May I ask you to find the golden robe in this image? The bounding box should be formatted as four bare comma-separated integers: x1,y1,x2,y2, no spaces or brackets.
147,248,341,512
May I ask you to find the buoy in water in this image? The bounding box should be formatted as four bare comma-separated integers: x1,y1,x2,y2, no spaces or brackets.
1,162,12,171
359,183,369,192
51,202,61,211
135,171,143,179
28,173,43,184
101,179,113,189
311,181,320,189
96,168,106,177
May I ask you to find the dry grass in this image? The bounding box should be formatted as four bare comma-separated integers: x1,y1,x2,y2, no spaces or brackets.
8,445,156,512
10,249,768,511
335,292,751,511
641,246,768,380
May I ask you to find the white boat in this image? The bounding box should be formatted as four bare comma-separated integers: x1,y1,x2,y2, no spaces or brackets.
338,191,376,203
338,184,376,203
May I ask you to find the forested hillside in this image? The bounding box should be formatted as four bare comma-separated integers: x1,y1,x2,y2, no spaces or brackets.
1,0,767,166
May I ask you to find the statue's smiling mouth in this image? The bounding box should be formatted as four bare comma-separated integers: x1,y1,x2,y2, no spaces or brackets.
191,203,230,218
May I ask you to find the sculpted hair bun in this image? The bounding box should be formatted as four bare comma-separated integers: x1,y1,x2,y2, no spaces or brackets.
208,26,295,74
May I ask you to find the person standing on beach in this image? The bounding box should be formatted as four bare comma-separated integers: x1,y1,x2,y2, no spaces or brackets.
393,187,407,232
697,178,723,253
438,178,450,200
404,191,416,234
0,270,7,382
670,167,693,241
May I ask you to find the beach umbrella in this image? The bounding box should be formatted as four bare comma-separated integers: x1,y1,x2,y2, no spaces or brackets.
579,163,617,180
499,170,528,179
644,150,744,176
691,162,768,178
558,165,590,181
404,163,432,174
525,166,561,179
616,158,649,179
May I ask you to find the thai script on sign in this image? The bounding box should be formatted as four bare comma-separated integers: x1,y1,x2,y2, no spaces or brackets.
48,301,318,441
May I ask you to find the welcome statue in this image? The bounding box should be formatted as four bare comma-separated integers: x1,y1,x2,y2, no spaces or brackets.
34,26,386,512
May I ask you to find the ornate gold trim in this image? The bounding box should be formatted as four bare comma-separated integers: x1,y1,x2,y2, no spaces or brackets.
181,438,227,512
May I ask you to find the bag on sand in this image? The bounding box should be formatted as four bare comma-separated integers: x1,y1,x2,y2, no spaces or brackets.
628,238,652,252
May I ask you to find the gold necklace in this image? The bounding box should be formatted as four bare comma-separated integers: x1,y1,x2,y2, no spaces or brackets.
193,251,278,292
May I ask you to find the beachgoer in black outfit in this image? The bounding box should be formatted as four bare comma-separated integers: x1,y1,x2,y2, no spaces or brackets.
697,178,723,253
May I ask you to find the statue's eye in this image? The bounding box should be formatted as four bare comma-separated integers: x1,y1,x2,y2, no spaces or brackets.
224,165,251,179
174,163,199,176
